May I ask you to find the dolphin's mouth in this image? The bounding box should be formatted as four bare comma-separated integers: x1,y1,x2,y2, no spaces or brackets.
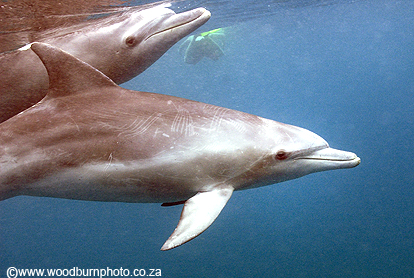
297,147,361,168
146,8,211,41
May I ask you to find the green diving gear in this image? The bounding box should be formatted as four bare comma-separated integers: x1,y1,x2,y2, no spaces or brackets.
200,28,222,37
179,28,226,64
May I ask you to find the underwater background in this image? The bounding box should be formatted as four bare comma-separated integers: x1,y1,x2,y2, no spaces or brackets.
1,0,413,277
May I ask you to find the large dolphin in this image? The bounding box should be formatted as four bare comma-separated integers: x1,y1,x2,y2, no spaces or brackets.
0,5,210,123
0,43,360,250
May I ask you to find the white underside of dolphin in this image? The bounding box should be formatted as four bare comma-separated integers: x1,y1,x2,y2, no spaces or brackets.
0,43,360,250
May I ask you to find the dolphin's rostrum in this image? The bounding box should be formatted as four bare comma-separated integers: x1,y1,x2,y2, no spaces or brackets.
0,43,360,251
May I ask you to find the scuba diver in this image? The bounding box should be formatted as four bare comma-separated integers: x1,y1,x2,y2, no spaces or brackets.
179,28,225,64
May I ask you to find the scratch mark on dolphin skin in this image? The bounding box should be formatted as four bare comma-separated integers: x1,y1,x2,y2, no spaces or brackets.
286,132,295,145
226,118,248,134
104,152,113,171
119,113,163,138
167,100,195,137
153,128,164,138
202,105,230,131
171,106,195,136
69,116,80,132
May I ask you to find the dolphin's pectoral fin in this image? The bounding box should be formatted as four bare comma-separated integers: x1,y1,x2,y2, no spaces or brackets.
161,185,234,251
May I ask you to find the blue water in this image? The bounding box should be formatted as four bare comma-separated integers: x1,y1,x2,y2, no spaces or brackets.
1,0,413,277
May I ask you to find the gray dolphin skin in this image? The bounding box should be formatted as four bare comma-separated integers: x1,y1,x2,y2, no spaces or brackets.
0,43,360,251
0,5,211,123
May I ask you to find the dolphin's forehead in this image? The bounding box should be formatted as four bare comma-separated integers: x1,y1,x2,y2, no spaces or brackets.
130,5,175,21
121,5,175,33
261,119,329,153
142,4,175,15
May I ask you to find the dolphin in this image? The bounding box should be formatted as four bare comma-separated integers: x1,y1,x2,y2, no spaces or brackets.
0,43,360,251
0,5,210,123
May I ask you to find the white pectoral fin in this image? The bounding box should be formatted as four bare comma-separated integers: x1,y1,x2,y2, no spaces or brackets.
161,185,234,251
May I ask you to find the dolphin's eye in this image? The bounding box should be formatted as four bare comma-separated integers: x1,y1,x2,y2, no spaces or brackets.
275,150,288,160
125,36,137,47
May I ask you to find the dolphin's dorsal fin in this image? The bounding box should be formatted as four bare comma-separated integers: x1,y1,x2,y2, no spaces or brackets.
161,185,234,251
30,42,117,98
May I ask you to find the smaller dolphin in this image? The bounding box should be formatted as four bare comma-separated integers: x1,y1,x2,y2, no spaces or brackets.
0,43,360,251
0,5,210,123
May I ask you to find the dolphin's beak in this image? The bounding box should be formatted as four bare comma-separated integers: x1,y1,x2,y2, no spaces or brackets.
297,148,361,169
146,8,211,41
